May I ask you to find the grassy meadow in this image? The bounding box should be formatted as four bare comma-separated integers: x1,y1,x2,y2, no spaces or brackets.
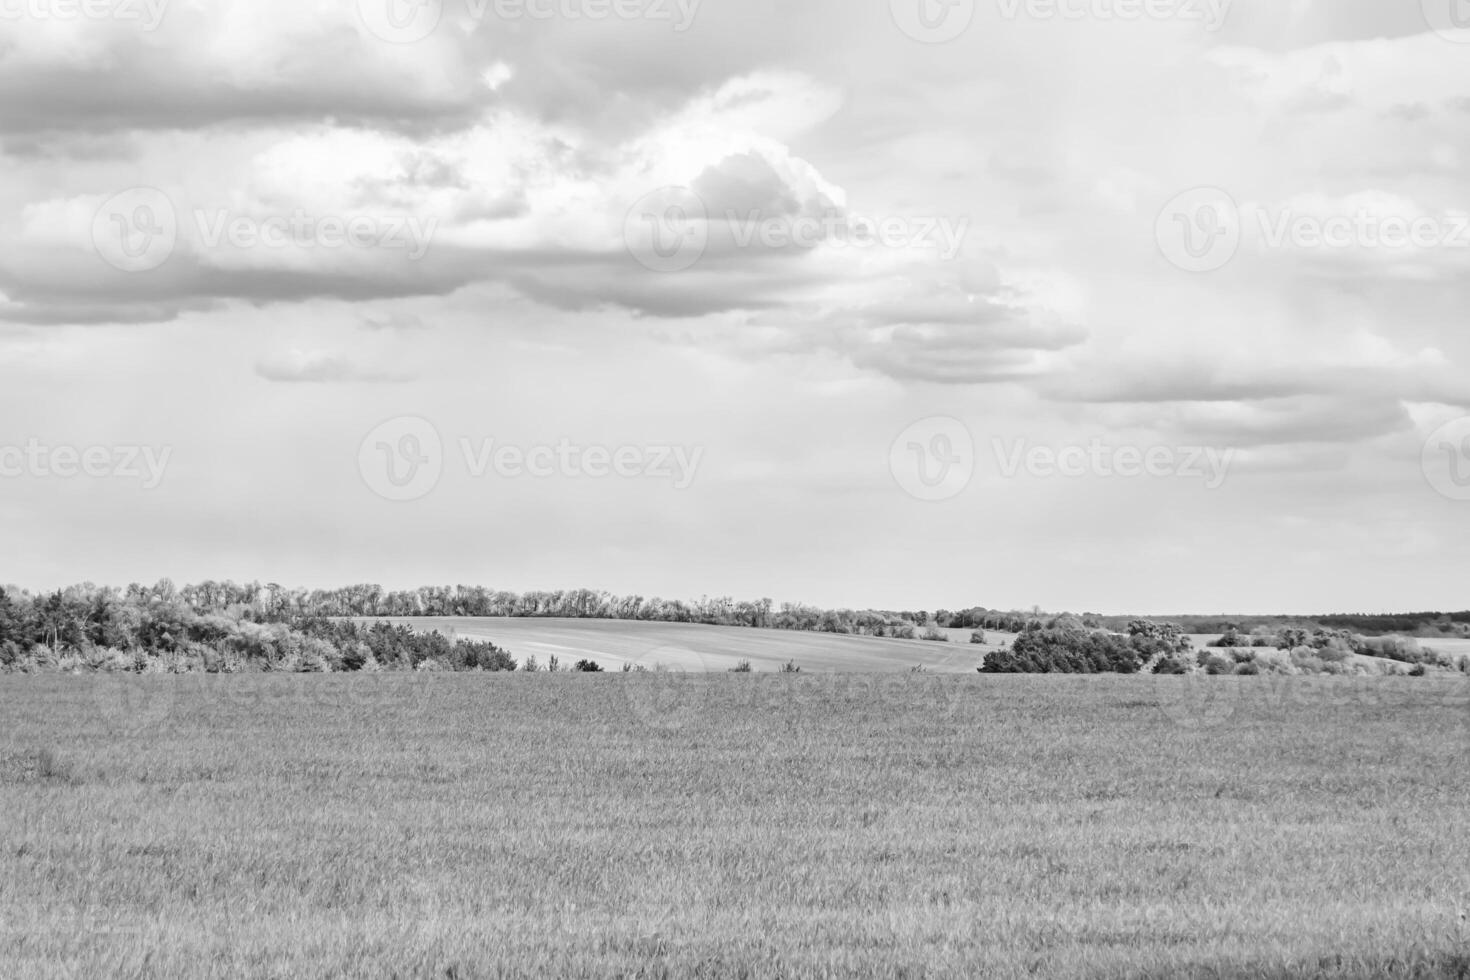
2,671,1469,979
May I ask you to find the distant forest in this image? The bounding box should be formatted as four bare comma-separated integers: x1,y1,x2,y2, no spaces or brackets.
4,580,1467,641
2,580,1467,675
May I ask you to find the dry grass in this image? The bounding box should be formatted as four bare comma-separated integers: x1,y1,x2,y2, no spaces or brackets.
1,672,1468,979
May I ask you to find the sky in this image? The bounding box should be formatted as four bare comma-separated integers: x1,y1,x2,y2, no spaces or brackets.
1,0,1468,615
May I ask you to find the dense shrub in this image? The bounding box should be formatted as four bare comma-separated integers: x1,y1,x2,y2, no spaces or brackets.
573,659,604,673
0,586,517,675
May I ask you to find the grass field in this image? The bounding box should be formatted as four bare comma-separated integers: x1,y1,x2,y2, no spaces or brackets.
3,671,1469,979
382,617,1009,673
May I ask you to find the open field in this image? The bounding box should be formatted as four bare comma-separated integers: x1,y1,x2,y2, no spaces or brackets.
1429,638,1470,667
3,673,1469,979
380,617,1013,673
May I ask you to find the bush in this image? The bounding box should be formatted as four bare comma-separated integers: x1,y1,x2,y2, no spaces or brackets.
921,627,949,642
969,630,987,645
779,660,801,673
573,659,603,673
729,660,753,673
1152,655,1191,675
1200,653,1234,675
984,626,1155,675
1233,661,1260,675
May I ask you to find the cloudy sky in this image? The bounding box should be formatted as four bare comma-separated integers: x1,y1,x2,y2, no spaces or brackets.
2,0,1468,614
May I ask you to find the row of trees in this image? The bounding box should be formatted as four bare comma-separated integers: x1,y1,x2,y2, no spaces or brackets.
2,580,1063,640
0,585,514,673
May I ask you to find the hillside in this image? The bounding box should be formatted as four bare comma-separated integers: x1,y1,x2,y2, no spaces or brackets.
382,617,1008,673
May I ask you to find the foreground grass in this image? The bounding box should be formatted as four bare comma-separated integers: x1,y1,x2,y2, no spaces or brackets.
1,673,1468,979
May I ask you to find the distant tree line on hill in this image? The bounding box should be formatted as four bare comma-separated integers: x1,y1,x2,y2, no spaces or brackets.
0,580,1053,638
1087,612,1470,639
